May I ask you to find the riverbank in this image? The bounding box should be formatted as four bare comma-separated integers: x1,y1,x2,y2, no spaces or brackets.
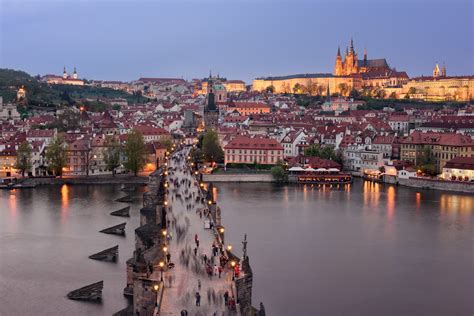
13,175,148,188
203,173,274,183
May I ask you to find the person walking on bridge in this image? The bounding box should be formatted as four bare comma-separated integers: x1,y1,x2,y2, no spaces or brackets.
195,292,201,306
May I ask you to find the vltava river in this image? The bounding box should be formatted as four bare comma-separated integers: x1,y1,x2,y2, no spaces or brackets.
0,180,473,315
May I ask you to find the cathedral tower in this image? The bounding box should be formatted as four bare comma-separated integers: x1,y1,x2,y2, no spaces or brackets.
63,66,67,79
73,67,77,79
433,63,440,78
334,46,343,76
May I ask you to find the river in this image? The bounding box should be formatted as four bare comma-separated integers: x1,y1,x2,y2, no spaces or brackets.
0,180,473,315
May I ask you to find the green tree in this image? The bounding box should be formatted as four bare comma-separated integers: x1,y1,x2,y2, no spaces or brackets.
408,87,417,95
305,144,342,164
202,130,224,163
338,83,349,96
103,135,122,176
271,165,288,183
349,88,361,99
266,85,275,94
124,129,146,176
417,146,437,176
15,141,32,177
160,138,174,152
46,136,67,177
293,83,302,94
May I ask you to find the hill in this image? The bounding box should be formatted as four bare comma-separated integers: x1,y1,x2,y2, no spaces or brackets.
0,68,147,109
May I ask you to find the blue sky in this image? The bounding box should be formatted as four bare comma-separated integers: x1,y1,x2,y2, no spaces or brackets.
1,0,473,83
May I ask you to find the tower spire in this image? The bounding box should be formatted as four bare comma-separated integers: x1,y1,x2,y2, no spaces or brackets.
337,46,341,57
350,38,354,53
326,84,331,102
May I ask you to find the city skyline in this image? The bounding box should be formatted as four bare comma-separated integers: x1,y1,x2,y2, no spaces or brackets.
1,0,473,82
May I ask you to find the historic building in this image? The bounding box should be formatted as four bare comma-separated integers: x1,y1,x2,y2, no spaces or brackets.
194,73,245,96
252,39,472,101
42,67,85,86
399,131,474,173
203,91,219,131
253,39,402,95
224,136,284,166
333,38,391,76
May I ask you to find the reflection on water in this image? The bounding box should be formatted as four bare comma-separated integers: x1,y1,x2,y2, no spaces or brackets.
1,181,473,316
0,184,142,316
218,179,474,316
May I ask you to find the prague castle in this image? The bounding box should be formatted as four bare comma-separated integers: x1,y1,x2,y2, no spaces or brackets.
252,39,472,101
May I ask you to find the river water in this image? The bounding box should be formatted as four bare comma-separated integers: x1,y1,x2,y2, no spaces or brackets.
0,180,473,315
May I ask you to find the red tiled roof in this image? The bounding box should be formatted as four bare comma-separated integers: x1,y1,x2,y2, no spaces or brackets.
224,136,283,150
444,156,474,170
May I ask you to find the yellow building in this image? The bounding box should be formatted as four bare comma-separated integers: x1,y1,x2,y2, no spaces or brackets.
252,73,361,96
400,131,474,173
195,75,246,95
396,75,473,101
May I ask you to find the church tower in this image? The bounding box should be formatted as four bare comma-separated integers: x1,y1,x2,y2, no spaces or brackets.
63,66,67,79
203,90,218,131
441,63,446,77
73,67,77,79
334,46,343,76
433,63,440,78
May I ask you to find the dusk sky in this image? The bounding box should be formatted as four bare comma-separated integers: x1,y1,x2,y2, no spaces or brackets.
1,0,473,83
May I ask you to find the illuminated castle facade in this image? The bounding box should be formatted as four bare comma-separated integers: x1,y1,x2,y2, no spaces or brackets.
252,38,472,101
334,38,390,76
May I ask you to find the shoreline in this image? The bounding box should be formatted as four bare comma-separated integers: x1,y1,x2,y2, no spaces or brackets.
6,175,149,188
5,172,473,194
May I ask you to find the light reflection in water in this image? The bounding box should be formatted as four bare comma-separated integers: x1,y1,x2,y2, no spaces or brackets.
61,184,69,221
415,192,421,211
9,189,17,217
439,194,473,225
386,186,395,220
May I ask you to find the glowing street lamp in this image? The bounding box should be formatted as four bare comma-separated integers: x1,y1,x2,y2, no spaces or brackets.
230,260,236,280
153,284,159,306
219,227,225,234
164,201,168,206
227,245,232,251
159,261,165,281
163,246,168,253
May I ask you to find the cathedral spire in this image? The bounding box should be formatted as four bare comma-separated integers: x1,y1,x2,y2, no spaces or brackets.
337,46,341,57
350,38,354,53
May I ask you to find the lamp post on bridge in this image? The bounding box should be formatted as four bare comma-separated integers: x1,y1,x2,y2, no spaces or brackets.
159,261,164,282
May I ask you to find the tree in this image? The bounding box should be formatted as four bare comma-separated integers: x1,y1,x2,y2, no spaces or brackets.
338,83,349,96
417,146,437,176
15,141,32,177
271,164,288,183
293,83,302,94
202,130,224,163
408,87,417,95
160,138,174,152
46,136,67,177
266,85,275,94
103,135,122,176
305,144,342,164
349,88,361,99
124,129,146,176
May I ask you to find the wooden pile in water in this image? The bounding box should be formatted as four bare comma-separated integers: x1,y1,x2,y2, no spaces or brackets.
89,245,119,262
67,281,103,302
99,222,126,236
110,206,130,217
